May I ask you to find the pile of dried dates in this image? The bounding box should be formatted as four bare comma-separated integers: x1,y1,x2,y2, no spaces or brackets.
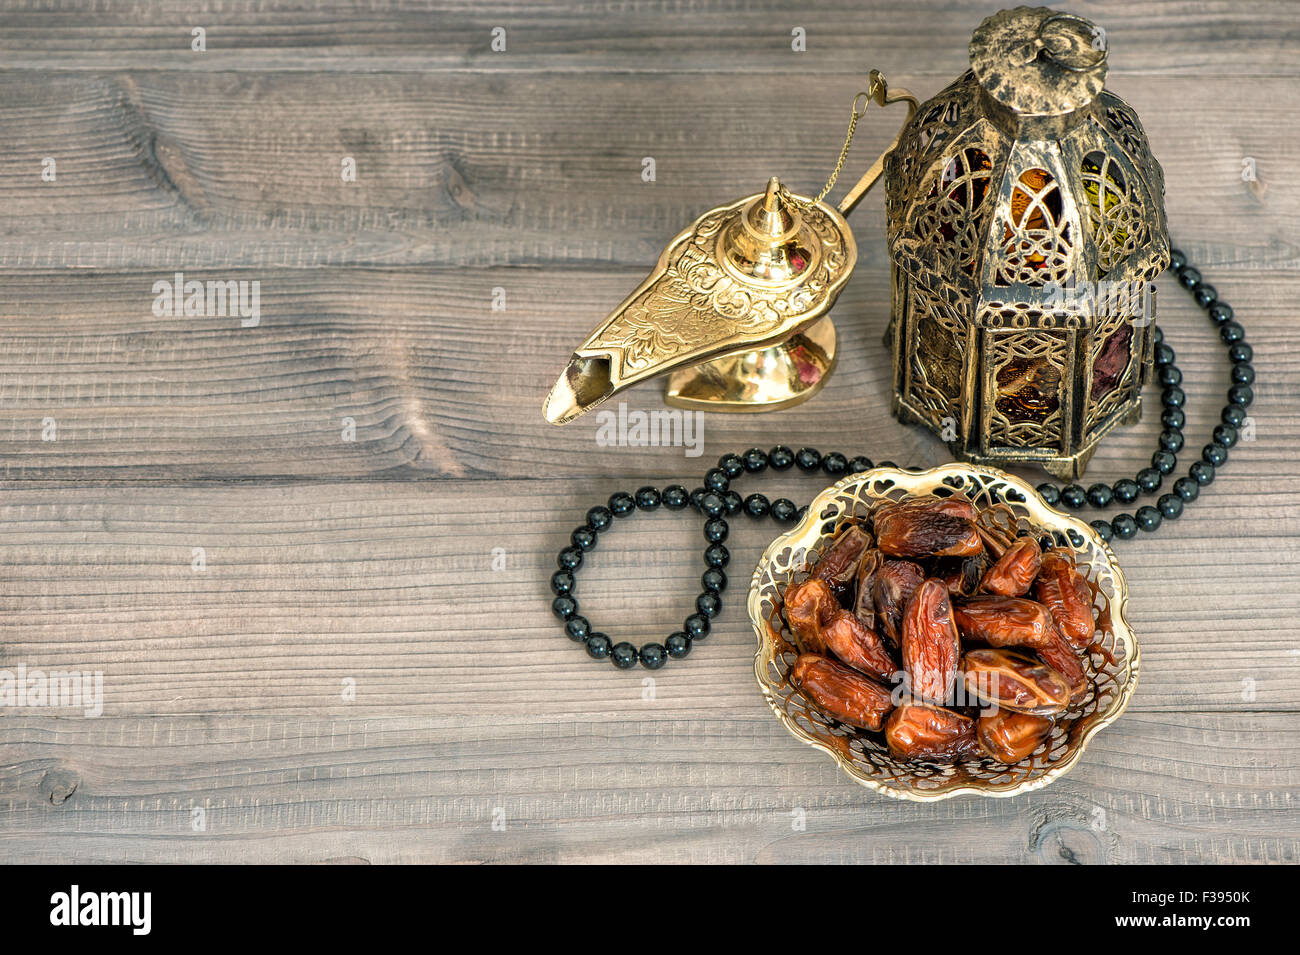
781,494,1101,765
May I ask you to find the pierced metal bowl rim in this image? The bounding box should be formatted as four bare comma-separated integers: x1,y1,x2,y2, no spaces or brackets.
747,462,1140,801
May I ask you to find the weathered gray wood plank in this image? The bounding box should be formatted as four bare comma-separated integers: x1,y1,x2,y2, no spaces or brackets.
0,72,1293,270
0,0,1295,76
0,479,1295,717
0,267,1291,481
0,713,1295,863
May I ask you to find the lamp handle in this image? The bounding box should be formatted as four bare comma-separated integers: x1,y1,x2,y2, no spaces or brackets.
836,70,920,218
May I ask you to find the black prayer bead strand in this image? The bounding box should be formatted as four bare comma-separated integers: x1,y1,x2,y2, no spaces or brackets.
554,252,1252,665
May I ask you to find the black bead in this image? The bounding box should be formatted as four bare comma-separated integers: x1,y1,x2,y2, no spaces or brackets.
586,633,612,659
634,485,662,511
704,543,729,568
718,453,746,479
565,616,591,642
1193,284,1218,308
1112,478,1140,504
1086,483,1114,508
1177,266,1201,290
696,591,722,618
1212,424,1237,448
552,595,578,621
771,498,798,523
1112,513,1138,540
744,493,770,518
1209,302,1234,326
662,485,690,510
1153,325,1164,345
689,487,708,511
1157,493,1184,520
1090,519,1113,543
877,460,898,469
1231,363,1255,386
608,492,635,517
611,642,639,669
1158,429,1184,453
795,447,822,472
571,526,597,551
1036,482,1061,506
665,632,692,659
1151,450,1177,475
585,505,613,532
742,448,769,473
639,643,667,670
704,518,729,543
1228,342,1252,364
1190,461,1216,486
1154,342,1176,367
704,468,730,493
1060,484,1086,509
1161,407,1186,430
1202,443,1228,467
822,452,849,477
557,547,584,571
1136,468,1163,492
1173,476,1200,502
1135,505,1162,532
1227,385,1253,408
1219,321,1245,345
1157,365,1182,387
684,613,710,640
1221,405,1246,428
702,567,727,593
1067,529,1085,548
769,445,795,470
699,492,725,519
1169,248,1186,270
1161,386,1186,409
551,570,575,596
848,455,874,473
722,490,743,515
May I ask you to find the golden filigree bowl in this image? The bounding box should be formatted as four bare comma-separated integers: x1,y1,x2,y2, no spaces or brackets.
748,463,1139,801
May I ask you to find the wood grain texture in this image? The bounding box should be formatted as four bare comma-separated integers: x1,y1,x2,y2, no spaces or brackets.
0,0,1296,864
0,72,1293,270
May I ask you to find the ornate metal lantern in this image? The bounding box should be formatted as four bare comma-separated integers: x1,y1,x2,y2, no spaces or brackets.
884,6,1170,478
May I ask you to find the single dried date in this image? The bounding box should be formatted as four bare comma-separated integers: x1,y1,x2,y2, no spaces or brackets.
976,709,1053,763
875,498,983,559
1034,550,1096,650
852,548,883,631
810,524,871,591
872,559,925,648
790,653,894,731
822,608,897,683
962,648,1070,715
784,577,837,654
901,579,961,705
980,536,1042,597
885,703,979,762
953,596,1054,649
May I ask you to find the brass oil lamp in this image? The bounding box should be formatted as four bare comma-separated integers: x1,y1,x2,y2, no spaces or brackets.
543,7,1170,483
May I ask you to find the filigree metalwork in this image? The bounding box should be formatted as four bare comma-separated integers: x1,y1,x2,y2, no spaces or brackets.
885,6,1170,479
750,465,1139,801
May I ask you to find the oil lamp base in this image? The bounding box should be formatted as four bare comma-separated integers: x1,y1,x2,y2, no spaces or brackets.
663,317,837,413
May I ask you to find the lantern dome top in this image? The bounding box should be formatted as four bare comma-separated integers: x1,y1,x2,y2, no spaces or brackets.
970,6,1108,117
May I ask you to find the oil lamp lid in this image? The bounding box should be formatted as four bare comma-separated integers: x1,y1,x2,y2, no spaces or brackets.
970,5,1108,117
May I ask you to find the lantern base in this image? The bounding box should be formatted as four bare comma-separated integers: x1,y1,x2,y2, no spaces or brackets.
663,317,837,413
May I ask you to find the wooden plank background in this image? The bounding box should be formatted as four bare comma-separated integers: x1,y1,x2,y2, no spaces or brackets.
0,0,1296,863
